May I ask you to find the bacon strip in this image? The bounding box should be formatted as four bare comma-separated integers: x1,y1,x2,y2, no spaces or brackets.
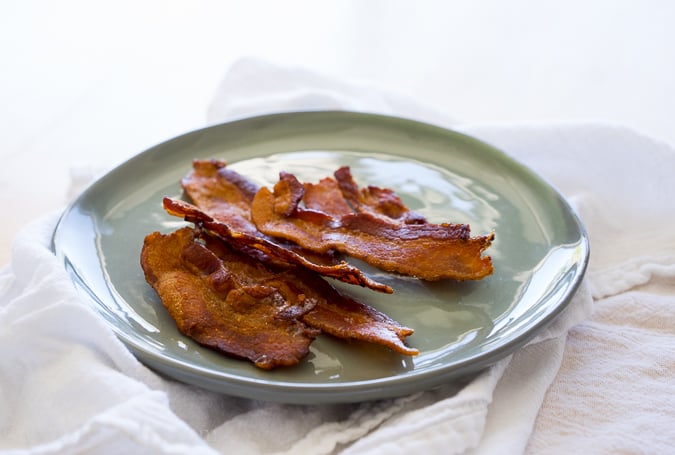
141,227,417,369
251,172,495,281
163,197,394,293
195,227,417,356
178,160,392,293
140,227,320,369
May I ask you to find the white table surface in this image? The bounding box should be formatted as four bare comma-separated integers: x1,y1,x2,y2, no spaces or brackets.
2,0,674,265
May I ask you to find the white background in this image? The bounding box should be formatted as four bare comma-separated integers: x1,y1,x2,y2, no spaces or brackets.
2,0,674,265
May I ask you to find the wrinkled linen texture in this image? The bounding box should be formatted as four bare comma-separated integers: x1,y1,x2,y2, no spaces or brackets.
1,58,673,455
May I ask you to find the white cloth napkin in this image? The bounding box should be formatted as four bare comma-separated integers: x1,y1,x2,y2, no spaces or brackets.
1,57,673,455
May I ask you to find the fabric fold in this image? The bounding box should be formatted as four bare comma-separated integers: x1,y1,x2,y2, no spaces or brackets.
0,215,218,455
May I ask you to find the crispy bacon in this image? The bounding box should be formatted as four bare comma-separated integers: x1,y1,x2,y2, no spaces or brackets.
138,160,501,369
251,172,495,281
195,227,417,356
178,160,392,293
163,197,394,293
140,227,320,369
141,227,417,369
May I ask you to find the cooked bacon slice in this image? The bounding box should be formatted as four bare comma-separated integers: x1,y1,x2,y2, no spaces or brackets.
163,196,394,293
251,172,495,281
197,228,417,356
180,159,340,270
200,232,419,355
140,227,320,369
141,227,418,368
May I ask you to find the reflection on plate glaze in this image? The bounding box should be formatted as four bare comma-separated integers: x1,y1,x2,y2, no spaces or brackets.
51,111,589,403
306,342,414,381
307,347,343,380
491,241,586,336
413,328,483,369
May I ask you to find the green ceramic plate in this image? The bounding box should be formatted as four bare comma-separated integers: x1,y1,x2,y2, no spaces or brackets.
51,111,589,404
